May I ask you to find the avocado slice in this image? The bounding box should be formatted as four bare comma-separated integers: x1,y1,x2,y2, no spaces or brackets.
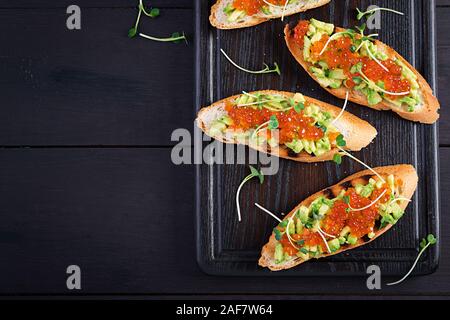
310,18,334,35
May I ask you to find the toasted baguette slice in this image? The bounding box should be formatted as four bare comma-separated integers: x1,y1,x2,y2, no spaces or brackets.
210,0,331,29
285,22,440,124
259,164,418,271
196,90,377,163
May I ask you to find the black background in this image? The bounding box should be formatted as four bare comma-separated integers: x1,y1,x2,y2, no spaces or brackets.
0,0,449,298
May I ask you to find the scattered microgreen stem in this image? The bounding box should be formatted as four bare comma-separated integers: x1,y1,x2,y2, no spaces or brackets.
221,49,281,75
281,0,289,21
356,7,405,21
236,166,264,222
386,234,437,286
251,115,279,139
255,203,282,223
331,91,349,125
128,1,187,44
335,146,386,184
140,32,187,44
128,0,160,38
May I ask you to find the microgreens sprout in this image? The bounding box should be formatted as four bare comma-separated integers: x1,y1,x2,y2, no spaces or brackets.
331,91,349,125
359,70,410,96
139,32,187,43
268,115,279,130
316,228,332,253
319,31,354,56
317,225,336,239
336,146,386,184
336,134,346,147
387,234,437,286
356,7,405,21
389,197,412,206
333,153,342,165
250,115,279,140
255,203,282,223
281,0,289,22
364,42,389,72
220,49,281,75
128,0,160,38
236,166,264,222
347,189,388,212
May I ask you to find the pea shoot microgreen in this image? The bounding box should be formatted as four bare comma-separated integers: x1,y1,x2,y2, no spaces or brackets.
236,166,264,222
139,32,188,44
336,134,347,147
356,7,405,21
273,228,282,241
268,115,279,130
220,49,281,76
128,0,160,38
386,234,437,286
343,195,350,204
128,1,187,44
333,153,342,165
294,102,305,113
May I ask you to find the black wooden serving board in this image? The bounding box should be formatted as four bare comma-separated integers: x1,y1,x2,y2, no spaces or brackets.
195,0,440,276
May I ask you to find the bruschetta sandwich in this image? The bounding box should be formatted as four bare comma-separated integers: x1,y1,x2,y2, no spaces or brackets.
196,90,377,162
210,0,331,29
259,164,418,271
284,18,440,123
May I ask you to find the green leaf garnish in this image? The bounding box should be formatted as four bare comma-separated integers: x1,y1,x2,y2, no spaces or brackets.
149,8,160,18
343,195,350,204
129,0,160,39
279,220,288,228
139,31,188,43
274,228,282,241
235,166,265,221
294,102,305,113
297,239,305,246
353,76,363,84
268,115,279,130
249,165,264,184
356,7,405,21
427,234,437,245
333,153,342,165
300,247,309,254
220,49,281,76
356,23,366,35
387,234,437,286
336,134,347,147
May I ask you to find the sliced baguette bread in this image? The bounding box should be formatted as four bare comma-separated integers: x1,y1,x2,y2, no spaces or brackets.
285,20,440,123
210,0,331,29
259,164,418,271
196,90,377,163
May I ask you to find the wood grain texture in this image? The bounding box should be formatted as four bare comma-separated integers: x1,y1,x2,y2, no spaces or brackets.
196,0,439,276
0,1,192,8
0,8,193,146
437,7,450,144
0,149,195,293
0,148,448,295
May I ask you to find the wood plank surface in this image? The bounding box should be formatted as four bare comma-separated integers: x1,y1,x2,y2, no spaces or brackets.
0,1,192,8
0,7,193,146
0,0,448,297
437,7,450,144
0,148,448,295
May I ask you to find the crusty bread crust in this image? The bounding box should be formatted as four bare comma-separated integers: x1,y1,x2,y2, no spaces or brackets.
196,90,377,163
209,0,331,29
258,164,418,271
284,24,440,124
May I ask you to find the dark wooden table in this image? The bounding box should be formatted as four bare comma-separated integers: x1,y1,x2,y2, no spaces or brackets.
0,0,448,298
